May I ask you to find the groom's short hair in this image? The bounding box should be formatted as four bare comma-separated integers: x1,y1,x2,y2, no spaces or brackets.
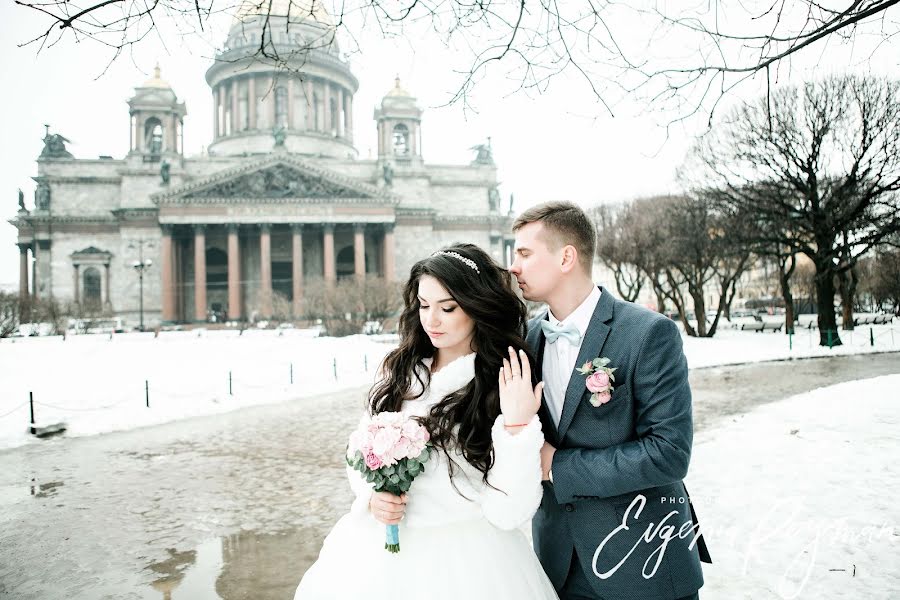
513,201,596,275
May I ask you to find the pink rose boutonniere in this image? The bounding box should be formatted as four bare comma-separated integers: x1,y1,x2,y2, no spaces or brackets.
576,357,617,406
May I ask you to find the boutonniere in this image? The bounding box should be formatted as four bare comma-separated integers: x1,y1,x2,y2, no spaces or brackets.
576,357,616,406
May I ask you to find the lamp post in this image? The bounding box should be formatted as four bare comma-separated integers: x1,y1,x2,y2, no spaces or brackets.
129,239,153,332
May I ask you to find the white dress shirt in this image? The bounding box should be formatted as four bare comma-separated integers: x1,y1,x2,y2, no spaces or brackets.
541,286,602,427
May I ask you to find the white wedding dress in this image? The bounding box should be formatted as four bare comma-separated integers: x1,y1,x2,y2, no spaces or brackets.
294,352,559,599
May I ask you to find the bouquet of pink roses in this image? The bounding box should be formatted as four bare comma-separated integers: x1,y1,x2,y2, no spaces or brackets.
346,411,432,553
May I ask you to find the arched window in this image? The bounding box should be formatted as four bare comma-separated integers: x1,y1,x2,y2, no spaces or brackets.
275,86,289,129
145,118,164,155
83,267,102,309
392,124,410,157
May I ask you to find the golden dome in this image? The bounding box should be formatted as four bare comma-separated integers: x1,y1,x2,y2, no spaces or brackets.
142,64,172,89
385,76,412,98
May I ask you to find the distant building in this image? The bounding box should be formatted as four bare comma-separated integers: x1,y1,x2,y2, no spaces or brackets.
11,1,512,326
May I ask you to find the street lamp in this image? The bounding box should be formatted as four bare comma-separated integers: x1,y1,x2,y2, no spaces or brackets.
129,239,154,332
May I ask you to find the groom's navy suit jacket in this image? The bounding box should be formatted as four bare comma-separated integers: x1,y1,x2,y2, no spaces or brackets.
528,286,709,600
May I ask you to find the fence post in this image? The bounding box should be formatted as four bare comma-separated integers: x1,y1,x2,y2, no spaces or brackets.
870,327,875,347
229,371,233,396
333,358,338,381
145,380,150,408
290,362,293,385
789,332,793,351
29,392,36,435
365,355,368,372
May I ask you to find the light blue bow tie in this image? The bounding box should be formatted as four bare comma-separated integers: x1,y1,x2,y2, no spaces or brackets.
541,320,582,345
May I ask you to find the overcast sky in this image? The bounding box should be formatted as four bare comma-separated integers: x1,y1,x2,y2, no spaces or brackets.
1,2,896,288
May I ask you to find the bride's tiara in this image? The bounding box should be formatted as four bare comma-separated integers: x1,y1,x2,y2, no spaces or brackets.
431,250,481,274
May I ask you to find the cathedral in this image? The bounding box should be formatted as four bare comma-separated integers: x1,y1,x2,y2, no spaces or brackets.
10,2,513,327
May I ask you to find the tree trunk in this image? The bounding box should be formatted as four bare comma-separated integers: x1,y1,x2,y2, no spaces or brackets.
815,266,842,346
778,255,796,335
653,283,667,314
689,285,708,337
665,271,696,336
837,267,859,330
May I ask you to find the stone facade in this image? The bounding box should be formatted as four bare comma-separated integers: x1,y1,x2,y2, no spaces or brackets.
10,7,513,327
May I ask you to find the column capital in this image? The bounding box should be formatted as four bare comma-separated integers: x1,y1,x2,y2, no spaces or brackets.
193,224,207,234
226,223,240,234
291,223,305,233
258,223,272,233
16,242,31,252
354,222,367,233
322,223,335,234
160,224,175,235
383,222,395,233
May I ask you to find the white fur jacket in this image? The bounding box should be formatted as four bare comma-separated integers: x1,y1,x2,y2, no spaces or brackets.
346,352,545,531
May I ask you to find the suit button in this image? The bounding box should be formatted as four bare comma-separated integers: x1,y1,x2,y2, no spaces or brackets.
565,503,575,512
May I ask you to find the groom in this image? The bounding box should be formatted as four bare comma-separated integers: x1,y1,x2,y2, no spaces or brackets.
509,201,710,600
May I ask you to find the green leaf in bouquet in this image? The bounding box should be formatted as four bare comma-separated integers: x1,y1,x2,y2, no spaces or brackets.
389,474,400,484
399,479,411,492
408,462,420,476
384,465,395,476
365,471,376,483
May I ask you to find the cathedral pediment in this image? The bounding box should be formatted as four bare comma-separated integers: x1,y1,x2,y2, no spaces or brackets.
154,156,391,204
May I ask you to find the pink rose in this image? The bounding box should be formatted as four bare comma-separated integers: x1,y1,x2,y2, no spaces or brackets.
585,371,611,394
372,426,401,457
392,436,412,462
364,451,383,470
590,391,612,407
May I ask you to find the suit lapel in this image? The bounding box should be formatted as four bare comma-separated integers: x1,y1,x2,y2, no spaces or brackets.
526,311,558,444
556,288,615,441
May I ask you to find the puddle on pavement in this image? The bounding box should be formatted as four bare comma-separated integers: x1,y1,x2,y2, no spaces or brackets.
146,527,324,600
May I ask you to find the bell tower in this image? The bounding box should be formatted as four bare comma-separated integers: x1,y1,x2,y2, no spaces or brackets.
127,65,187,161
374,77,423,164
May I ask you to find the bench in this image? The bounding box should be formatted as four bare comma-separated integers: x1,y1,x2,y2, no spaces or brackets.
741,322,784,333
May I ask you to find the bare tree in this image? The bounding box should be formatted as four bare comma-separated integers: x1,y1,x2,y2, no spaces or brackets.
360,276,402,322
657,194,752,337
862,248,900,315
686,75,900,346
591,203,645,302
12,0,900,119
0,293,23,338
623,196,674,314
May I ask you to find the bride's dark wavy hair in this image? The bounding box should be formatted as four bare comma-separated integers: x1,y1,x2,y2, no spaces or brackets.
368,243,531,491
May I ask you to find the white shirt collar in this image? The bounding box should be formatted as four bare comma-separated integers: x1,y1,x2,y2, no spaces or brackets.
547,286,601,338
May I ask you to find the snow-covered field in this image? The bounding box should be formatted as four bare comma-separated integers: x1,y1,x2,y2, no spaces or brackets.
0,329,392,450
687,374,900,599
0,324,896,451
681,323,898,368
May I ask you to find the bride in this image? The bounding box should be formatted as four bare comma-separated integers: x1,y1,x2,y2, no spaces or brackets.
294,243,559,599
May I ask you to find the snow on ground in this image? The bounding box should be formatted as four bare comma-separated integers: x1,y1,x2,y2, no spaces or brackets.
685,375,900,599
0,323,897,451
0,328,392,450
681,323,899,368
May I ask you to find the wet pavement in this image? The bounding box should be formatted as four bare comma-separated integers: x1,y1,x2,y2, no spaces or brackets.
1,353,897,600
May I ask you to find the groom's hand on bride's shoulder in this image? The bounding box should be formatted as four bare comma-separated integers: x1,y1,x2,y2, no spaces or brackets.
369,491,408,525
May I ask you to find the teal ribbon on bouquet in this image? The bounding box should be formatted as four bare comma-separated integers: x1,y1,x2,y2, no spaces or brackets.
385,523,400,553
